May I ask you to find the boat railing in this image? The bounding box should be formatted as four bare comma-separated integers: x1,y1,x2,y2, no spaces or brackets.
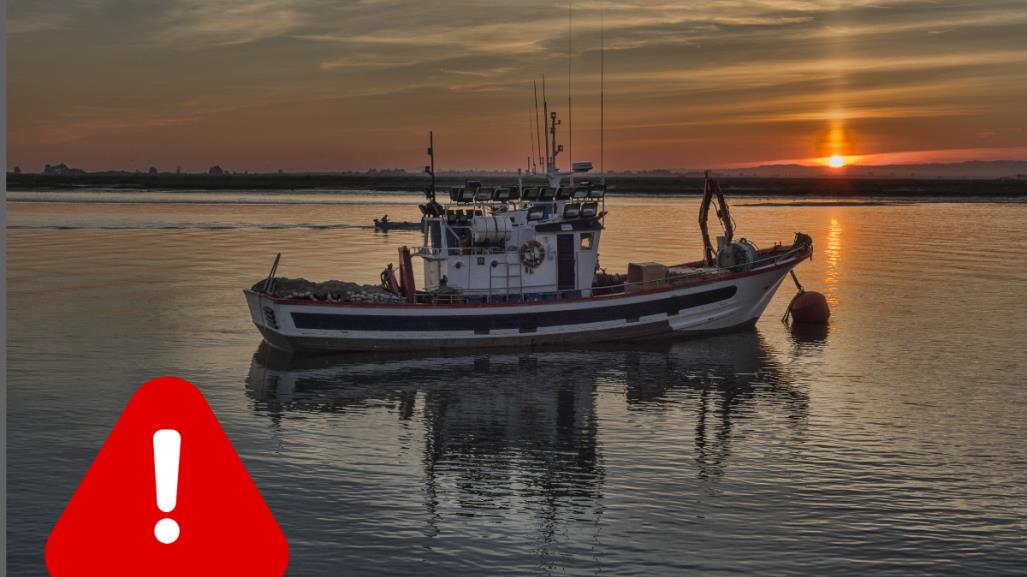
419,243,810,304
416,246,512,258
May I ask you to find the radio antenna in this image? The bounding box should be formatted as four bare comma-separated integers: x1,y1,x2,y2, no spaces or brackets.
600,0,605,187
527,96,536,173
533,80,543,172
542,75,550,172
567,0,573,185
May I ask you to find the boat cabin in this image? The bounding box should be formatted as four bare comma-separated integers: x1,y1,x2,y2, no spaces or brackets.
417,181,605,302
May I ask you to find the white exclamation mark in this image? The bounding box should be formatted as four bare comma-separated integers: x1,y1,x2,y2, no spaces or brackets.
153,429,181,544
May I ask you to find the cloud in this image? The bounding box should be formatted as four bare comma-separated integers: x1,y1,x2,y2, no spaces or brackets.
156,0,310,46
6,12,71,34
611,50,1027,88
318,54,430,71
7,0,1027,169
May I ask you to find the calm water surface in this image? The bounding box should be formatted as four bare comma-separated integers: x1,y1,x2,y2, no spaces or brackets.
7,192,1027,576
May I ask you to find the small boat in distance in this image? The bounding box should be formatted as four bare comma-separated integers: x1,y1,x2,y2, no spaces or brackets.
373,214,423,232
244,111,814,353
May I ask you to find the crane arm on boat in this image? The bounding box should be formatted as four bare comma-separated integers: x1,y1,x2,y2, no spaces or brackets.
698,172,735,267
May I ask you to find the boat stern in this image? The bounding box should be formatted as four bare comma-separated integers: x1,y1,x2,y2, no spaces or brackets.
244,290,296,351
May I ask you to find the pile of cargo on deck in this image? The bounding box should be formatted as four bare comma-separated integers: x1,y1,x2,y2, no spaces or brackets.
252,277,405,304
625,262,719,292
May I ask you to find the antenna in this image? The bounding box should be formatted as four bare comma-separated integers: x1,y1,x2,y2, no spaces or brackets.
527,97,536,173
600,0,606,187
542,75,550,172
567,0,573,185
533,80,543,172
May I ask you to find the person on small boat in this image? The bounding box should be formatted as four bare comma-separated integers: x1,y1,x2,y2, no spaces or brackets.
374,214,423,231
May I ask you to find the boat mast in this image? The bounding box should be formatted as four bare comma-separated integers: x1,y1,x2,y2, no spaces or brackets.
550,111,558,171
548,110,565,188
424,131,435,201
540,75,565,188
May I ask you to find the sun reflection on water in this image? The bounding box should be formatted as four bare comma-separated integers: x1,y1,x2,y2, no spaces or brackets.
824,217,842,305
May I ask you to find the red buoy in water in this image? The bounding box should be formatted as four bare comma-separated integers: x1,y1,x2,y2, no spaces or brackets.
788,291,831,323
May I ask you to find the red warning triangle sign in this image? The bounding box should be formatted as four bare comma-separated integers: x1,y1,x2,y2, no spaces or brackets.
46,377,289,577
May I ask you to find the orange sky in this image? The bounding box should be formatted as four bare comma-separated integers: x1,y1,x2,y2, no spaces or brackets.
7,0,1027,172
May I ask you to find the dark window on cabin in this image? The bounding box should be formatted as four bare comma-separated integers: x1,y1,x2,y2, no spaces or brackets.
557,234,576,291
430,221,442,249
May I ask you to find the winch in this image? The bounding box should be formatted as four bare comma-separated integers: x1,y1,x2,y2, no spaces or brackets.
716,237,759,270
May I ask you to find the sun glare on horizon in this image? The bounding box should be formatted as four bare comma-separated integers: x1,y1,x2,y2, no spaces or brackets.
828,154,846,168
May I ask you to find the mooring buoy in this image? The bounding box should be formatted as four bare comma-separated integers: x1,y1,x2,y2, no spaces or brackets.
783,270,830,324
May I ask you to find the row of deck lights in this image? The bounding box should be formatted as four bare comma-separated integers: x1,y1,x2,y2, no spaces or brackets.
447,182,606,204
439,200,600,225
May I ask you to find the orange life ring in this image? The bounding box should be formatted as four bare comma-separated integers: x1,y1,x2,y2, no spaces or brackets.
518,240,545,269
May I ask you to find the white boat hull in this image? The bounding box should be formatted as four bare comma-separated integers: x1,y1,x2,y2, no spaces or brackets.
245,251,806,353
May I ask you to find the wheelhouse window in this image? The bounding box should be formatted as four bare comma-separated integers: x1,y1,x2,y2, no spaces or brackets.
580,233,594,250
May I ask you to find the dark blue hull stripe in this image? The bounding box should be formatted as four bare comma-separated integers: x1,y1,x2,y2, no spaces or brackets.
291,286,737,332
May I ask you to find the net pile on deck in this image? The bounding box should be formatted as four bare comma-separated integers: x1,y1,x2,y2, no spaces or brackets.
253,278,405,304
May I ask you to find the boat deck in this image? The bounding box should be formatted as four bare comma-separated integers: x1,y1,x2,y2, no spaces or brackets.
248,241,810,310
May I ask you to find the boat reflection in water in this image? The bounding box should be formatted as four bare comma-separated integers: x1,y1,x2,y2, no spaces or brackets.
616,332,809,484
245,330,808,555
247,342,608,531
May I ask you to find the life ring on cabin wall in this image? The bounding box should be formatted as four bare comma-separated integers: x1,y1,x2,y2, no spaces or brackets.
518,240,545,270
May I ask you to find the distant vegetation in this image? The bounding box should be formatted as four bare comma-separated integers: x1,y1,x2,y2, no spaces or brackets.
41,163,87,176
6,170,1026,197
6,160,1027,197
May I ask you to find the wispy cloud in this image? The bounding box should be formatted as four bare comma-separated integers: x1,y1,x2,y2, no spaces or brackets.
7,0,1027,169
611,50,1027,87
318,54,431,71
7,12,71,34
156,0,310,46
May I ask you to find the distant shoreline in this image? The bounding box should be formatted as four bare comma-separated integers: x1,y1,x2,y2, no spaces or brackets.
7,173,1027,197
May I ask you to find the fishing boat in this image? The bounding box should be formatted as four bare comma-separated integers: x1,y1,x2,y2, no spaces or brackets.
373,214,423,232
244,111,813,353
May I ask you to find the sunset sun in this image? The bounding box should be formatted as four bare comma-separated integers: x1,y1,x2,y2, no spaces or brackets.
828,154,846,168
